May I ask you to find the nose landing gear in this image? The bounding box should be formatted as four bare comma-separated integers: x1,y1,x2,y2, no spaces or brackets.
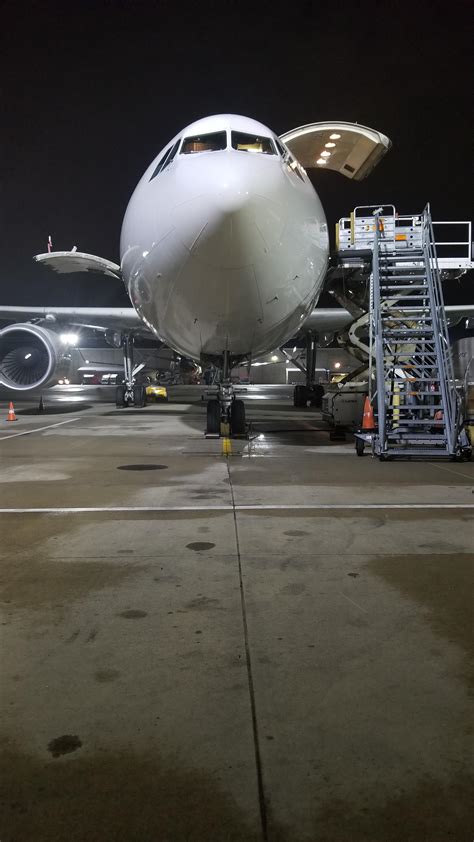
206,385,247,437
205,351,247,437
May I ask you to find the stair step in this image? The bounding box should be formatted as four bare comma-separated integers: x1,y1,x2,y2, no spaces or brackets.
382,266,426,272
384,448,450,456
380,302,430,313
386,420,445,426
387,391,444,396
381,316,433,322
386,430,446,436
387,404,443,410
380,275,427,281
380,253,424,260
383,353,437,357
384,363,437,371
383,329,434,336
380,285,428,290
384,378,440,383
382,328,433,338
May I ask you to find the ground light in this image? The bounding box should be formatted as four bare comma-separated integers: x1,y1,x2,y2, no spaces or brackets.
60,333,79,345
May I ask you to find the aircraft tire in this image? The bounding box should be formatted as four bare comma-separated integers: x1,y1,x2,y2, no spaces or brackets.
207,399,221,434
355,438,365,456
230,399,246,435
133,384,145,408
116,385,126,408
294,385,307,407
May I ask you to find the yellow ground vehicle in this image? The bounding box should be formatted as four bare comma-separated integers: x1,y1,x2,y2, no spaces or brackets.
145,385,168,402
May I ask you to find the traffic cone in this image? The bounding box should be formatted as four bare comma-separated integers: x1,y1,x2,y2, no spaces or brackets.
6,401,17,422
361,396,375,430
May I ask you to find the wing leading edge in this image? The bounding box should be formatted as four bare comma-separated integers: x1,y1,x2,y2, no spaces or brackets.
0,306,147,333
34,251,122,279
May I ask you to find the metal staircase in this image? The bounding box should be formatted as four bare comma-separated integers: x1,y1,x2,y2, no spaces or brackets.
369,205,463,458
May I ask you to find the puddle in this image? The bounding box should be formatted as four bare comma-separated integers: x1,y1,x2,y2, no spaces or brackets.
186,542,216,551
118,609,147,619
0,556,143,611
283,530,310,537
47,735,82,758
0,745,261,841
94,669,121,683
185,596,222,610
367,552,474,687
309,772,474,842
117,464,168,471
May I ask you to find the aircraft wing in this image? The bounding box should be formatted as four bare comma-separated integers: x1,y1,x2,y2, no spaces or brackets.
280,121,391,180
443,304,474,327
0,306,149,333
34,251,122,279
303,304,474,332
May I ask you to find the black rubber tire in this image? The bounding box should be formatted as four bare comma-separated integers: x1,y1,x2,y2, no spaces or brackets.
294,385,307,408
207,399,221,434
355,438,365,456
116,385,126,408
230,399,246,435
133,384,145,408
310,384,324,408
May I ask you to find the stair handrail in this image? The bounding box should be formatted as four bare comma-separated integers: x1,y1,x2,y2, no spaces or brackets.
371,208,387,452
422,203,457,453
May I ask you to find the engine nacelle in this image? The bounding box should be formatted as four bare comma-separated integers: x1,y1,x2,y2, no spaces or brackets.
0,324,66,391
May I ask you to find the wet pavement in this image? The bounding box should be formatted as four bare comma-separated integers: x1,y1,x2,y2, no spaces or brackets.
0,388,473,841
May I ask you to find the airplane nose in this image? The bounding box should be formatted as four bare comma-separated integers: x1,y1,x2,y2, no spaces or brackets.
172,162,286,270
213,183,249,215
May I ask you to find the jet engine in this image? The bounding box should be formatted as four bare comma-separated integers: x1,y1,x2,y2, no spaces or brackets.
0,324,66,390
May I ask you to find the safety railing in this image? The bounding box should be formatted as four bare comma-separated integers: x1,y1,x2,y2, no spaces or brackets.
422,204,458,453
336,206,473,271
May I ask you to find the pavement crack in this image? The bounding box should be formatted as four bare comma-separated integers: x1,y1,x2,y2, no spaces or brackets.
226,458,268,842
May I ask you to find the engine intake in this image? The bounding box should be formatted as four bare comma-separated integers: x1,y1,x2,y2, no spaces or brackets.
0,324,62,390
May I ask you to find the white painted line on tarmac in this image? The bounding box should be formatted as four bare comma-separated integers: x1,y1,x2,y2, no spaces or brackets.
237,503,474,510
0,505,232,513
0,503,473,514
0,418,78,441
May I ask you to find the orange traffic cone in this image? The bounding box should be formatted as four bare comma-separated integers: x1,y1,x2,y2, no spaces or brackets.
6,401,18,422
361,396,375,430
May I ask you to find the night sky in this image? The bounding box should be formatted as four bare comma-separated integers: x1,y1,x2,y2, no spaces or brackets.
1,0,472,309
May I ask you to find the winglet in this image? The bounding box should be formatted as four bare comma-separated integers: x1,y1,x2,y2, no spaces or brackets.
280,121,391,180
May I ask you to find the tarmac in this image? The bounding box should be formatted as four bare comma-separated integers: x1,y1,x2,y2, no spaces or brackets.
0,386,473,842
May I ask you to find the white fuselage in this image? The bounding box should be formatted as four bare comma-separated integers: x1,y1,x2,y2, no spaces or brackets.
120,115,329,362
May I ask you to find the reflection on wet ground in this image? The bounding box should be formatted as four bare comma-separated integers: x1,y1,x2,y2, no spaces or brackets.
0,390,473,841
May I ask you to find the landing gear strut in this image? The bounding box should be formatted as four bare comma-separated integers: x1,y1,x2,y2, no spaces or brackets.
115,334,147,408
205,350,247,437
292,332,324,408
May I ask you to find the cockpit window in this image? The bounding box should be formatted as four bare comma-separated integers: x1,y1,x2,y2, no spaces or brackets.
181,131,227,154
231,132,275,154
150,138,181,181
